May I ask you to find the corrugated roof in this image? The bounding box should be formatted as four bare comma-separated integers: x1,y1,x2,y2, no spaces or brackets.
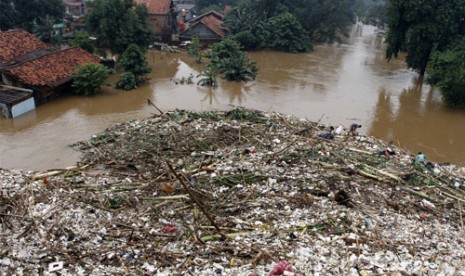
5,47,100,87
134,0,172,15
0,89,32,105
0,30,48,64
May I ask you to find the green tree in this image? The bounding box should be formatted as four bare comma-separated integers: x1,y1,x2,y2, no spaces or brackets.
116,72,138,90
188,36,202,62
208,38,258,82
427,38,465,108
33,15,55,43
197,64,218,87
0,1,16,31
289,0,356,42
385,0,465,75
225,0,355,49
357,0,388,28
72,63,111,96
209,38,243,66
69,31,95,53
0,0,64,32
266,12,311,53
119,44,151,83
86,0,153,54
218,52,258,82
195,0,238,13
223,5,268,50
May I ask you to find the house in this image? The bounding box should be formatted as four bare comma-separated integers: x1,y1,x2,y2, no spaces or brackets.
64,0,86,18
134,0,177,41
3,47,100,101
0,30,100,103
179,11,227,45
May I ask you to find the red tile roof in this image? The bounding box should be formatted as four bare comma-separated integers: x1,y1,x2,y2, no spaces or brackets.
5,47,100,87
134,0,172,15
0,30,48,64
200,15,226,38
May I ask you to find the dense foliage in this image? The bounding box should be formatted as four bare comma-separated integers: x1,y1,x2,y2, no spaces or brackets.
427,39,465,108
355,0,387,27
218,51,258,81
69,31,95,54
119,44,151,80
86,0,152,54
289,0,356,43
209,38,243,63
117,44,151,88
224,0,357,52
385,0,465,75
116,72,138,90
266,12,311,53
195,0,238,14
72,63,111,96
208,39,258,82
0,0,64,32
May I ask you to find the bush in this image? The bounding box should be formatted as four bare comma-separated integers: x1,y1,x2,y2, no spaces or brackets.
72,63,111,96
116,72,138,90
266,12,312,53
218,52,258,82
119,44,151,83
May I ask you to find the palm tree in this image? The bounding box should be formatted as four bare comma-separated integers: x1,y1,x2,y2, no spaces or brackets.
218,52,258,82
197,64,218,87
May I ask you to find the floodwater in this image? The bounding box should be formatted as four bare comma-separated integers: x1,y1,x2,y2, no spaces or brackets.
1,24,464,171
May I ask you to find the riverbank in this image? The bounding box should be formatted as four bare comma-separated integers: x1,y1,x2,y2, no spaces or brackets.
1,109,465,275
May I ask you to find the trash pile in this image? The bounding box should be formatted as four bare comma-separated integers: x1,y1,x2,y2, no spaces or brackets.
1,108,465,275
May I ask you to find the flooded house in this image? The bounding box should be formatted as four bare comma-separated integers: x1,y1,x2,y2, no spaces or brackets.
135,0,178,42
0,85,35,118
179,11,228,46
0,29,100,112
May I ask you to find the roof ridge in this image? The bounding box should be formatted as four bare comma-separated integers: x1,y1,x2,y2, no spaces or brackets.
5,46,62,69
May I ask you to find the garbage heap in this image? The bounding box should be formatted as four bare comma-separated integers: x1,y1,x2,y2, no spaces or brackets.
1,108,465,275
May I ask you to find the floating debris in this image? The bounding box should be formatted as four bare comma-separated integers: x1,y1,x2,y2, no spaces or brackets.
1,108,465,274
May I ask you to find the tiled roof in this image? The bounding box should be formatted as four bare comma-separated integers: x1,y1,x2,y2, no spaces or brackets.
5,47,100,87
135,0,172,15
65,1,84,6
0,30,48,64
189,10,224,24
200,15,226,38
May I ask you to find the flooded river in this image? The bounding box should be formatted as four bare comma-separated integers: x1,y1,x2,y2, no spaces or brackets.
1,24,464,171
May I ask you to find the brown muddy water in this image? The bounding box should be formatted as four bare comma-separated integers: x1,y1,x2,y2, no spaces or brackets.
1,24,464,171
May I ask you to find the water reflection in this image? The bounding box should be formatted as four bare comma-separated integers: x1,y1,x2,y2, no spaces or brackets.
368,77,465,163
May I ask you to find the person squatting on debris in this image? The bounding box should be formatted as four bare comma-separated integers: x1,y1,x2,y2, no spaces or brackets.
379,141,396,157
415,152,435,170
416,152,426,163
349,123,362,136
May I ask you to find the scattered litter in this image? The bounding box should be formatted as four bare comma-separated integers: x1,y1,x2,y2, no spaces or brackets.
1,108,465,275
48,261,64,272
